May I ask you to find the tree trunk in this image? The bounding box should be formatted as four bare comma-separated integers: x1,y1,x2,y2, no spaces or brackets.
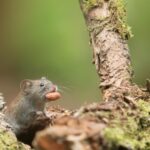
79,0,149,101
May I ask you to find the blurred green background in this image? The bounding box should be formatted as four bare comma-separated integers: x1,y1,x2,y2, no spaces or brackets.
0,0,149,108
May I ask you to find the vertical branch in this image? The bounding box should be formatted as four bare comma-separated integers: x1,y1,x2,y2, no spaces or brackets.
79,0,148,101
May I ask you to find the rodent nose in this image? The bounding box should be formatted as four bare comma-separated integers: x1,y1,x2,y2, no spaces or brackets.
51,85,57,92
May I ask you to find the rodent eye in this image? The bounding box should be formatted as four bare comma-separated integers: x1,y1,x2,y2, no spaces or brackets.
40,83,45,87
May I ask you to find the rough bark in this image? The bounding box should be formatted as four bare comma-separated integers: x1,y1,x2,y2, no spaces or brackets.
79,0,149,101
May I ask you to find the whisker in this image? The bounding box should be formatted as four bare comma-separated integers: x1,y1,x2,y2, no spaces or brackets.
56,85,73,93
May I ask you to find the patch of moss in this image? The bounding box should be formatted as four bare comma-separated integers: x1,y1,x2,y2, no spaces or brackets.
80,0,104,14
102,99,150,150
104,127,140,150
137,100,150,116
80,0,133,39
108,0,133,39
137,100,150,130
0,128,28,150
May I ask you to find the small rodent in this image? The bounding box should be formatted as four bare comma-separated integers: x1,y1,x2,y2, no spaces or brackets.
4,77,61,136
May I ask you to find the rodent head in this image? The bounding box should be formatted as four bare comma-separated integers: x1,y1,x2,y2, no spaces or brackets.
20,77,57,101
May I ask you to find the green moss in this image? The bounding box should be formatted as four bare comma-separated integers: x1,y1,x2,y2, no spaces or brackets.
137,100,150,116
104,127,140,150
0,128,28,150
80,0,133,39
137,100,150,130
80,0,104,14
102,99,150,150
108,0,133,39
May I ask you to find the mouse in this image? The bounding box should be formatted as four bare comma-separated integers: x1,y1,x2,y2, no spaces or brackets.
4,77,61,136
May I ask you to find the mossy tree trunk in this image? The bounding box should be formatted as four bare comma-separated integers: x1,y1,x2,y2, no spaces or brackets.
79,0,149,101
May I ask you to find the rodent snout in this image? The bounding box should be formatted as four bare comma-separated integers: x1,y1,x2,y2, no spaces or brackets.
50,85,57,92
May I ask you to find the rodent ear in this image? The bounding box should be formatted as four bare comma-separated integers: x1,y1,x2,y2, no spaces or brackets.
20,80,32,92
